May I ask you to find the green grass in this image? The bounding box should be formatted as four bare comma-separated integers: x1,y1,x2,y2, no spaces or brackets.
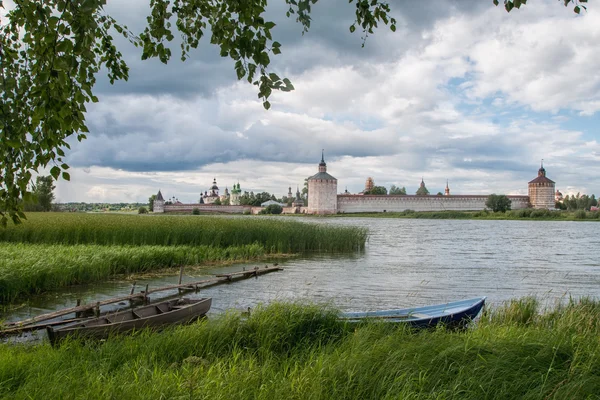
0,243,266,303
1,298,600,399
332,209,600,221
0,213,368,252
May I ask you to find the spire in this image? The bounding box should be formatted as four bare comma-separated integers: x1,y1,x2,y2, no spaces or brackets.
445,180,450,196
156,190,164,201
538,159,546,177
318,149,327,172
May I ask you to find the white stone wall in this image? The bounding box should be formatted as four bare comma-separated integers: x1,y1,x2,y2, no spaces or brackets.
528,183,555,209
337,195,530,213
308,179,338,214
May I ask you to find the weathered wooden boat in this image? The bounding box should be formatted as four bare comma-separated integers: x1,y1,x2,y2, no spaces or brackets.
46,297,212,346
339,297,486,328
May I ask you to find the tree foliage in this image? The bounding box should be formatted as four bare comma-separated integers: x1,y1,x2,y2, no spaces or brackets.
389,185,406,195
416,185,429,196
494,0,588,14
148,194,157,212
486,194,512,213
238,191,280,207
259,204,283,214
0,0,397,226
24,176,56,212
364,186,387,195
562,193,597,211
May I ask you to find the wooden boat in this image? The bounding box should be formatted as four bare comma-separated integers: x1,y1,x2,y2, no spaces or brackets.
339,297,486,328
46,297,212,346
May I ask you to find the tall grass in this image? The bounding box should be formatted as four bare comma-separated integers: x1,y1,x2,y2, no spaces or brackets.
0,243,265,303
0,213,368,252
1,299,600,399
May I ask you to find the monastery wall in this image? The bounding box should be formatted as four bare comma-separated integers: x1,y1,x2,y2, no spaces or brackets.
163,204,251,213
337,195,530,213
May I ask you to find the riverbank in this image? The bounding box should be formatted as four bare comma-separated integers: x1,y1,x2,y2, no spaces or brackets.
0,243,268,303
329,209,600,221
1,298,598,399
0,213,367,304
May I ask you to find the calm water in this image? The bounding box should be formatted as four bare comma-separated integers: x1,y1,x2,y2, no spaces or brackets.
5,218,600,324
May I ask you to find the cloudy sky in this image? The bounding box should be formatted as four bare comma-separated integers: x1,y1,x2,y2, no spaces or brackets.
51,0,599,203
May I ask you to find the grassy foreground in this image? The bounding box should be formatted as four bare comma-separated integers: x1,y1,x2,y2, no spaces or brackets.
1,298,599,399
0,213,368,252
0,243,266,303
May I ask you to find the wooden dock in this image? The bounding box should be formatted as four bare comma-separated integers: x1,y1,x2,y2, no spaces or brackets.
1,265,282,334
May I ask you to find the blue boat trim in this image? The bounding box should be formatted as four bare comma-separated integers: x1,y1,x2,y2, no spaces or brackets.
339,297,486,327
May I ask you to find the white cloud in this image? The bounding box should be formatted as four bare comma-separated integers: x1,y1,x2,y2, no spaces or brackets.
48,0,600,201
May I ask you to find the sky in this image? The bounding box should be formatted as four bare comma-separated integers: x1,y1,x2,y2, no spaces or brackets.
47,0,600,203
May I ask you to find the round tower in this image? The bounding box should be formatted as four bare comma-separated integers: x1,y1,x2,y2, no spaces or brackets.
528,160,555,209
307,150,337,214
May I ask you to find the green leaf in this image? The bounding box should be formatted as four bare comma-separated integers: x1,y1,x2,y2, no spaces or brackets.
574,5,580,13
390,24,396,32
50,166,61,180
350,24,356,33
264,22,276,30
62,172,71,181
263,100,271,110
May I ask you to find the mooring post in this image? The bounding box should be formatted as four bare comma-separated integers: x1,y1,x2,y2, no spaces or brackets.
75,299,81,318
94,302,100,318
178,265,184,294
144,284,149,304
130,281,136,295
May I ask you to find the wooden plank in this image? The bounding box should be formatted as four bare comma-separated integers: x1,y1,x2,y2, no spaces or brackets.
2,292,147,328
215,266,282,278
0,317,91,336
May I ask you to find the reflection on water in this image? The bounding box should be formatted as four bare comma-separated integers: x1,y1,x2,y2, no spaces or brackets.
3,218,600,324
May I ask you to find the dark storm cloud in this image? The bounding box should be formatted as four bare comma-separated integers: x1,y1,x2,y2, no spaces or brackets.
67,97,402,172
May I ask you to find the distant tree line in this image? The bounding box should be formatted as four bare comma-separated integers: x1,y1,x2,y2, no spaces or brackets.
556,193,597,211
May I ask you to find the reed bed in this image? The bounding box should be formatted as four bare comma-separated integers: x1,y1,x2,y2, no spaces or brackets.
0,213,368,252
1,298,599,399
0,243,265,303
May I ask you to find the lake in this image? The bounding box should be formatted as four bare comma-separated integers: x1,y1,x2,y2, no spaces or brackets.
5,218,600,323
